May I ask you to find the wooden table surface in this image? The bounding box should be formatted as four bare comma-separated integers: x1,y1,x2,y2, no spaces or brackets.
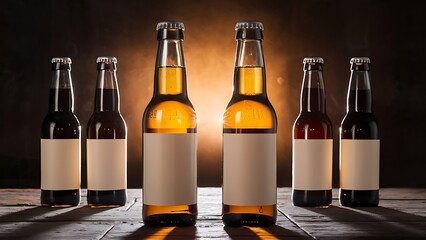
0,188,425,239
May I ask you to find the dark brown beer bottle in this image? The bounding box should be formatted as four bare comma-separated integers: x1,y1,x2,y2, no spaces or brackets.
340,57,380,207
142,21,197,227
292,57,333,207
87,57,127,207
222,21,277,227
41,57,81,207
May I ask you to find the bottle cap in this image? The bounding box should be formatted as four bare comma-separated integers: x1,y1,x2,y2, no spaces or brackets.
350,57,370,64
157,21,185,40
156,21,185,30
235,21,264,30
97,57,117,63
303,57,324,71
350,57,370,71
303,57,324,64
235,21,264,40
51,57,72,64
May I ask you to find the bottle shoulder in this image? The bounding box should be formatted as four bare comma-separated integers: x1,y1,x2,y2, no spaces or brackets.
340,112,379,139
41,111,80,139
87,112,127,139
293,112,333,139
223,98,276,130
143,99,197,132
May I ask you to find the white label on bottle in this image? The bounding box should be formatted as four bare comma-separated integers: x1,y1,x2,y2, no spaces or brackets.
340,139,380,190
223,133,277,206
143,133,197,206
293,139,333,190
41,139,81,190
87,139,127,190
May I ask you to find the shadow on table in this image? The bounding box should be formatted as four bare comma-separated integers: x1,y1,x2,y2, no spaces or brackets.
225,225,304,239
124,226,196,240
301,205,426,237
0,206,109,238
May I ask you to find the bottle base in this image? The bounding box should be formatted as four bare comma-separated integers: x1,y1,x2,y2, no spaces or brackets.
41,189,80,207
222,204,276,227
222,213,276,227
340,189,379,207
292,189,332,207
87,189,127,208
143,204,197,227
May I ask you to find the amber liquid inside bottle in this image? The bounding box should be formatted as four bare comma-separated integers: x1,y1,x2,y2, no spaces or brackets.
340,89,379,206
142,67,197,227
222,67,277,227
87,88,127,207
293,86,333,206
41,88,80,207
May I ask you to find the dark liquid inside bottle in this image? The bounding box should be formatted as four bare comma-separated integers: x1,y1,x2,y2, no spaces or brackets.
87,88,127,207
293,88,333,206
41,88,80,207
340,89,379,207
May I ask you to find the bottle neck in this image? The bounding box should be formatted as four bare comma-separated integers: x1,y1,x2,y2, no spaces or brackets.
300,69,326,113
234,39,266,96
95,63,120,112
347,70,372,113
154,39,187,97
49,65,74,112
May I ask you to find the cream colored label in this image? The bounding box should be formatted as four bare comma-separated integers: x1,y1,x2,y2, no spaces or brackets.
293,139,333,190
41,139,81,190
143,133,197,205
340,139,380,190
87,139,127,190
223,133,277,206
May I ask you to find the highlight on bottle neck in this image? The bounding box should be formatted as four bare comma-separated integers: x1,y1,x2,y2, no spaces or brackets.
235,21,265,67
49,57,74,111
96,57,118,90
154,21,187,96
301,57,326,113
347,57,372,112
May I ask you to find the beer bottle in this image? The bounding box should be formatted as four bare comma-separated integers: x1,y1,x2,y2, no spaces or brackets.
292,57,333,206
41,57,81,207
87,57,127,207
340,57,380,207
222,21,277,227
142,21,197,226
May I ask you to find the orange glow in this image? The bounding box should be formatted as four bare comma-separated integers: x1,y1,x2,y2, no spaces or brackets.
245,227,280,240
121,18,293,186
145,227,176,240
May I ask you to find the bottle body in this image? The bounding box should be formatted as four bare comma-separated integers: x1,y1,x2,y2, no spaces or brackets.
339,57,380,207
222,22,277,227
41,57,81,207
292,58,333,207
87,57,127,207
142,22,197,227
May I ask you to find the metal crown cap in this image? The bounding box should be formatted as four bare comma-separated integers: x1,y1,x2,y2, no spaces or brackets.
303,57,324,64
51,57,72,64
235,21,264,30
156,21,185,31
350,57,371,64
97,57,117,63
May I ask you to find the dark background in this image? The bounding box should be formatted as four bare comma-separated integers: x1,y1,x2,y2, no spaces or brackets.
1,0,425,188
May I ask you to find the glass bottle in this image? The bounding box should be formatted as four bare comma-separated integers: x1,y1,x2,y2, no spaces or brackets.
142,21,197,226
87,57,127,207
222,21,277,227
340,57,380,207
292,57,333,207
41,57,81,207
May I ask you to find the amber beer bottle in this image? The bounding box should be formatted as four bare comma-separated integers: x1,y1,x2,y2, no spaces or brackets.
292,58,333,206
340,57,380,206
142,21,197,226
41,57,81,207
222,22,277,227
86,57,127,207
